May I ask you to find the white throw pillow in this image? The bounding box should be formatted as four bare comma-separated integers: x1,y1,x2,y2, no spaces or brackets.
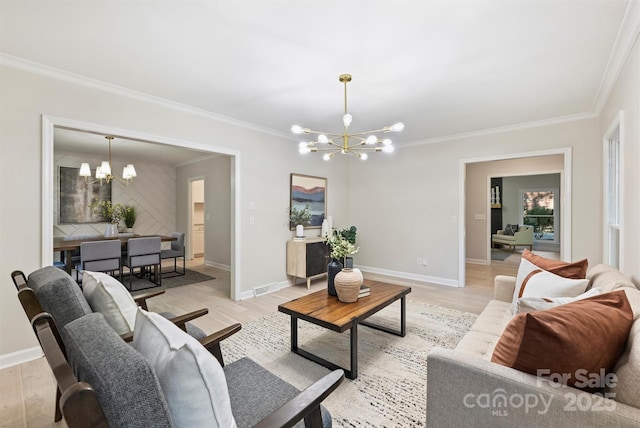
82,271,137,334
133,309,237,428
511,258,589,313
517,287,603,313
510,261,589,313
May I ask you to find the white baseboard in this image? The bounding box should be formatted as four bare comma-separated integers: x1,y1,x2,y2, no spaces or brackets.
466,258,488,265
204,260,231,271
0,346,42,369
357,265,460,288
239,280,290,300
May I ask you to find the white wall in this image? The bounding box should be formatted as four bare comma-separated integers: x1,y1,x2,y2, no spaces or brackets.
0,65,351,361
351,120,601,285
599,34,640,285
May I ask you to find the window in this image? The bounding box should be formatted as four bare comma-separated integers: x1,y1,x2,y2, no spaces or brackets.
521,188,558,243
605,123,621,269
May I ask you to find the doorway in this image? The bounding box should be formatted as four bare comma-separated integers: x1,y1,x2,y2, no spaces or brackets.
459,148,572,287
43,116,242,301
190,178,205,262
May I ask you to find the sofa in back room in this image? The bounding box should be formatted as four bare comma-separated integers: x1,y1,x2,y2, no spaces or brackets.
491,224,534,251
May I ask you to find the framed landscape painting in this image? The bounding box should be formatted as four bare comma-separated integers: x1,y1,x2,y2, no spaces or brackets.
290,173,327,230
59,166,111,224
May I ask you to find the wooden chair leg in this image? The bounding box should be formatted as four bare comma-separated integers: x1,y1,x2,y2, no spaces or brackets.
54,386,62,422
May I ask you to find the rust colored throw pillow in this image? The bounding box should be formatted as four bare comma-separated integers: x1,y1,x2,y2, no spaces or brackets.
492,290,633,391
522,249,588,279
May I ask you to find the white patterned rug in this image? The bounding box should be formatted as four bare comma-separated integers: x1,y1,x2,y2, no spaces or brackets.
221,300,476,427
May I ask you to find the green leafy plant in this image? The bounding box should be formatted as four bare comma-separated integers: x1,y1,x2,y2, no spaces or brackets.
123,205,137,228
338,226,357,244
90,198,124,225
324,234,359,262
289,205,312,226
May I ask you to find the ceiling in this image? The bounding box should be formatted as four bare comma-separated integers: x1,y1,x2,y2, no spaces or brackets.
0,0,632,163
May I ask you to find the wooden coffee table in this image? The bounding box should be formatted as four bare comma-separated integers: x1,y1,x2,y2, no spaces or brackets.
278,281,411,380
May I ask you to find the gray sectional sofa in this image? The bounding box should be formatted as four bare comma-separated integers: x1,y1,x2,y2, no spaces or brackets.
427,264,640,427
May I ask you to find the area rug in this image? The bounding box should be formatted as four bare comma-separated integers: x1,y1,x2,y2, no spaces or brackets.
123,268,215,293
221,300,477,427
491,248,522,263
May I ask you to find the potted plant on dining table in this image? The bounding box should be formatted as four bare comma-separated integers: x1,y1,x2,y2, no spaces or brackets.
90,198,125,237
123,205,137,232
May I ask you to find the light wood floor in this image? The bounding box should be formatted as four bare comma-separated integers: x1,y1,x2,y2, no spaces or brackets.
1,259,519,428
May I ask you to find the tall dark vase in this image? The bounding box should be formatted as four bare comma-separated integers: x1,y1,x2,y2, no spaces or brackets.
327,259,343,296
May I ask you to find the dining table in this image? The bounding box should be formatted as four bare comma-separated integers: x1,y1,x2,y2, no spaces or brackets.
53,234,177,275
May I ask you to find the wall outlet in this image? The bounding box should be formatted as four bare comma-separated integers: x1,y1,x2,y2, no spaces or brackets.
421,257,428,266
417,257,422,265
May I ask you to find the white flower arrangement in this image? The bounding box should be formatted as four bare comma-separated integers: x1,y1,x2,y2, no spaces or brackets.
324,234,359,261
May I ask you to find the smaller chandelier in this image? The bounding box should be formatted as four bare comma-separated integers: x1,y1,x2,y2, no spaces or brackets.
79,136,137,186
292,74,404,160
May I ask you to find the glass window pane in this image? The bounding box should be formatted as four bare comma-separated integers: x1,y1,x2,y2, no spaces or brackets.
609,227,619,269
523,190,555,241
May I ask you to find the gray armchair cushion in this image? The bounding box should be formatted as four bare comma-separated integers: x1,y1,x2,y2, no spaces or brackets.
224,357,332,428
62,313,172,428
27,266,92,329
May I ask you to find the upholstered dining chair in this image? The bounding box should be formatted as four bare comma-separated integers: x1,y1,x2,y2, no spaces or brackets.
123,237,161,290
59,234,102,279
160,232,185,276
77,240,123,283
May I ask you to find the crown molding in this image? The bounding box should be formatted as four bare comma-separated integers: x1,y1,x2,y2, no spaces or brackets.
398,112,597,148
591,0,640,114
0,53,291,140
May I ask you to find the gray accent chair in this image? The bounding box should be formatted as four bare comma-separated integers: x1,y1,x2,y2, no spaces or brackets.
160,232,186,276
16,266,214,424
123,236,162,290
77,240,123,283
23,267,343,427
54,312,341,427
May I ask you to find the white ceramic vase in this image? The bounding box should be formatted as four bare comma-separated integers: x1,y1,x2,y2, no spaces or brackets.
296,224,304,238
104,224,119,237
335,268,363,303
321,219,329,238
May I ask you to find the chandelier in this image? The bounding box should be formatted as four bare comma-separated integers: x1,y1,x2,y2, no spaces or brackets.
79,136,137,186
292,74,404,160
